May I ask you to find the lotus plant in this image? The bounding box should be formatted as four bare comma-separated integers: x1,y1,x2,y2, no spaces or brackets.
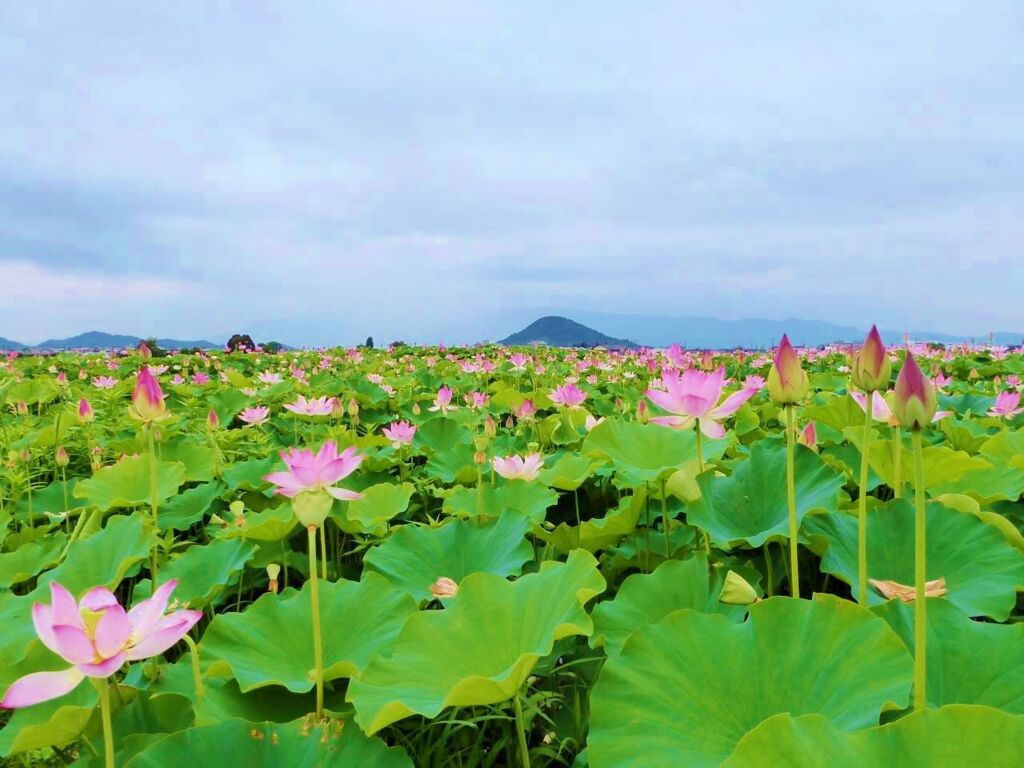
492,453,544,482
989,390,1024,419
428,386,458,415
239,405,270,426
892,350,938,712
284,394,337,416
549,383,587,409
130,367,168,580
264,441,363,719
1,581,201,768
767,335,809,597
382,420,417,449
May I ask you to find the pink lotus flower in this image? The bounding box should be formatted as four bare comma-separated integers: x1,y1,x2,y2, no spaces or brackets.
550,383,588,409
933,371,952,390
191,372,210,386
382,420,417,448
509,353,530,371
428,386,458,415
171,374,185,385
258,371,283,384
645,368,757,438
492,453,544,481
92,376,118,390
798,421,818,451
264,441,364,501
513,399,538,421
742,375,766,391
284,394,337,416
851,390,950,425
129,367,167,422
1,581,200,709
77,398,95,424
989,391,1024,419
585,414,606,431
239,406,270,426
464,391,489,410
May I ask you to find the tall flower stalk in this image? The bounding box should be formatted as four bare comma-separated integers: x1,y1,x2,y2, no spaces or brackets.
129,367,169,581
850,326,892,605
892,350,938,712
767,335,809,598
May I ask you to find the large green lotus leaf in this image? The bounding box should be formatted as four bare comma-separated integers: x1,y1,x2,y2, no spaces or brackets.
805,499,1024,619
0,538,63,587
16,478,88,516
538,452,598,491
134,538,256,607
202,573,417,693
158,441,218,483
75,691,195,768
688,442,844,548
364,514,533,601
338,482,413,534
873,598,1024,712
206,387,250,425
583,418,728,486
721,705,1024,768
424,443,478,484
73,455,186,511
3,377,59,405
159,481,225,531
538,492,642,555
414,416,472,450
223,456,278,491
802,392,869,434
348,550,606,735
588,595,912,768
591,553,742,657
932,429,1024,503
934,492,1024,552
122,717,412,768
842,431,989,492
226,501,297,541
442,482,558,524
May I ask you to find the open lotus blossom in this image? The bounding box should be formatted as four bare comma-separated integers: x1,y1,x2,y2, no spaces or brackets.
464,391,489,409
257,371,283,384
239,405,270,425
1,581,201,709
191,372,210,385
989,391,1024,419
869,577,948,603
850,391,950,425
549,383,588,408
428,386,458,414
645,368,758,438
382,420,417,448
492,453,545,481
284,394,337,416
92,376,118,389
585,414,605,431
509,352,530,371
742,375,766,391
264,441,364,501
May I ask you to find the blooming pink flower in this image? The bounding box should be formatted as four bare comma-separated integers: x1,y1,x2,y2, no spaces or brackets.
1,581,200,709
92,376,118,390
284,394,337,416
585,414,605,431
645,368,757,438
258,371,283,385
465,391,489,409
492,453,544,482
191,372,210,386
509,353,530,371
382,420,417,448
989,391,1024,419
264,441,364,501
742,375,766,391
170,374,185,386
550,383,588,409
239,406,270,426
428,386,458,415
933,371,952,390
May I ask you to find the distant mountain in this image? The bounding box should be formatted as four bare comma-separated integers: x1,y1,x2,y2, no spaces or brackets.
12,331,220,351
0,337,25,351
501,316,639,348
555,311,1024,349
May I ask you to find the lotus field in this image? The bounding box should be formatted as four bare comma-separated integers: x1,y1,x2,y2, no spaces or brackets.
2,332,1024,767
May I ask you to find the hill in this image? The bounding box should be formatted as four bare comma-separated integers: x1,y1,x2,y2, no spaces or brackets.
7,331,220,351
501,316,639,348
0,337,25,351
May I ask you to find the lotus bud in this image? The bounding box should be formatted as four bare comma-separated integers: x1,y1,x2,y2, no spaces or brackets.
767,335,809,405
797,421,817,452
474,450,487,465
636,398,650,424
851,325,892,392
77,398,95,423
701,351,714,370
484,414,497,438
56,371,67,385
207,409,220,430
412,402,421,415
505,415,515,429
330,397,345,419
429,576,459,598
266,564,281,594
347,398,360,418
78,368,88,380
719,570,759,605
473,435,489,452
291,490,333,529
892,351,937,430
130,367,168,422
968,368,979,381
15,400,27,415
55,446,69,468
139,341,152,360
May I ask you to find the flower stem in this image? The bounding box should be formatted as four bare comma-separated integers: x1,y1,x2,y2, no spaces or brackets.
660,478,670,558
913,429,927,712
94,678,115,768
147,426,159,582
181,634,205,697
319,525,328,581
892,425,903,499
307,525,324,719
513,689,531,768
695,427,704,474
785,405,799,598
857,396,872,605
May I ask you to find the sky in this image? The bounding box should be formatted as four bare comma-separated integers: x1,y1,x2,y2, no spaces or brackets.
1,2,1022,346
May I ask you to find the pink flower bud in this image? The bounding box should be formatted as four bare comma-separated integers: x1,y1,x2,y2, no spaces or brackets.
130,367,167,422
77,398,95,424
892,351,937,430
767,335,809,405
851,325,892,392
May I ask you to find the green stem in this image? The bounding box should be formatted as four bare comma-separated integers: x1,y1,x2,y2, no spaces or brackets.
764,542,774,597
147,427,159,582
512,690,531,768
94,678,115,768
307,525,324,719
892,425,903,499
695,427,704,474
181,635,205,697
913,429,927,712
319,524,328,581
857,395,872,605
573,489,581,529
785,406,799,598
660,479,670,558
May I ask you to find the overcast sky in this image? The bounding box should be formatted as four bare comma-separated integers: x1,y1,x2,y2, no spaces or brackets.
1,2,1022,345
